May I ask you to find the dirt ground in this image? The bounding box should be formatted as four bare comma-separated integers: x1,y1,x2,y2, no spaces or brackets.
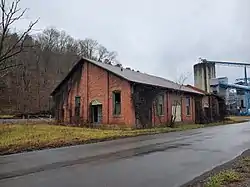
182,149,250,187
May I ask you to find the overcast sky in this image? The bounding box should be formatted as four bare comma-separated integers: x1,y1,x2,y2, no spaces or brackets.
14,0,250,84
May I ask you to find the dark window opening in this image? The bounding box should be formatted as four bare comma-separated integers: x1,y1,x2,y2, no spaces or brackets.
75,96,81,117
113,91,121,115
61,109,64,122
241,100,244,108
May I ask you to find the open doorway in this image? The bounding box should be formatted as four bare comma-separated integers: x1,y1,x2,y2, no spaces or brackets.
90,100,102,124
91,105,102,123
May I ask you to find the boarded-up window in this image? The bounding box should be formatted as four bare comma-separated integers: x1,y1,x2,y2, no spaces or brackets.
186,97,191,116
75,96,81,117
157,94,164,115
113,91,121,115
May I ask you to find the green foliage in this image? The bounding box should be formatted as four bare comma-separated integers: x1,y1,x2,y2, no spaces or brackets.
205,170,242,187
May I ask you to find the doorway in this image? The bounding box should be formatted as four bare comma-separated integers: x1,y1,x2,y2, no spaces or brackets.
172,104,181,122
91,105,102,123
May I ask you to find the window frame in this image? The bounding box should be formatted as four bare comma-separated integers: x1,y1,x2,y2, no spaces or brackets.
186,96,191,116
75,96,81,117
112,91,121,116
156,94,164,116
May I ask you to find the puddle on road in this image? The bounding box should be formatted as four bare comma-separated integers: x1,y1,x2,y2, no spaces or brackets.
131,143,191,157
87,142,192,166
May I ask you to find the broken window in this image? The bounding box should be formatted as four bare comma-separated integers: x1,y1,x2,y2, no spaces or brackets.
157,94,164,115
75,96,81,117
186,97,191,116
113,91,121,115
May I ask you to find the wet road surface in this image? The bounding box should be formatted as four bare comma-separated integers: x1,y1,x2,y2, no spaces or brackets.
1,122,250,187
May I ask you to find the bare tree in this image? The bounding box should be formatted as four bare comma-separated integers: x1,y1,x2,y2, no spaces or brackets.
0,0,38,76
37,27,60,51
0,25,120,115
77,39,118,65
97,45,117,64
78,38,98,60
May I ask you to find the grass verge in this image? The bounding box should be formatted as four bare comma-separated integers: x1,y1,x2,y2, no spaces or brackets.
205,170,242,187
0,124,202,155
183,152,250,187
0,117,247,155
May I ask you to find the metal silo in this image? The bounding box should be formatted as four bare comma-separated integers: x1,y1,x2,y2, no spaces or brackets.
194,59,216,93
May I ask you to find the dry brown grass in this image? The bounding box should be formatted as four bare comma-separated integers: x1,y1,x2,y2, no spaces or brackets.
0,117,245,155
0,123,203,155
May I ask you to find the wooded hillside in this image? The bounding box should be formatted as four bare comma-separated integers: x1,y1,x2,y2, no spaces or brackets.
0,27,119,114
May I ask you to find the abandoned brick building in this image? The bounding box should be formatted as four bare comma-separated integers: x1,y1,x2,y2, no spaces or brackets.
186,85,226,124
51,58,205,127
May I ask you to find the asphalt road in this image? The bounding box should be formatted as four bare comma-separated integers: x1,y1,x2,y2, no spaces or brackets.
1,122,250,187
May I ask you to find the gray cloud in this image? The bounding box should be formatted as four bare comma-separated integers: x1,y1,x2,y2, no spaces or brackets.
15,0,250,84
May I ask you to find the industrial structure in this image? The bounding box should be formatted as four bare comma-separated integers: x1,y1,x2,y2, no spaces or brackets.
194,58,250,115
194,61,216,93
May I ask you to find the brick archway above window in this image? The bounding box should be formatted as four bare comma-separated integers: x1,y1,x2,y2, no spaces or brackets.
90,100,102,106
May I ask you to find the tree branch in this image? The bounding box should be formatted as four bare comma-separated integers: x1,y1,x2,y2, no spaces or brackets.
0,63,22,71
0,0,38,73
0,19,38,62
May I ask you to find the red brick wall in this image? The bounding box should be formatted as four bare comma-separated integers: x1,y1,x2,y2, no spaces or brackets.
152,92,169,125
64,60,135,126
61,60,197,126
108,73,135,125
152,91,196,125
181,94,195,123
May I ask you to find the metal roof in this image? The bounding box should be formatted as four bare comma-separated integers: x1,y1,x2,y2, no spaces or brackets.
51,58,204,95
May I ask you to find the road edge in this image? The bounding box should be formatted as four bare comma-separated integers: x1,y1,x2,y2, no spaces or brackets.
181,149,250,187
